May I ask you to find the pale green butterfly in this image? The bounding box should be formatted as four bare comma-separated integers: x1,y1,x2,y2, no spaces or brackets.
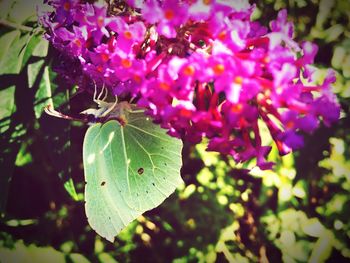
46,84,183,242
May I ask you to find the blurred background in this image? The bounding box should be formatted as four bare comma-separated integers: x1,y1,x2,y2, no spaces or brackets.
0,0,349,262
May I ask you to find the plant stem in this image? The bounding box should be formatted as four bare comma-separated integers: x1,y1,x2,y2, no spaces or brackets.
0,19,33,32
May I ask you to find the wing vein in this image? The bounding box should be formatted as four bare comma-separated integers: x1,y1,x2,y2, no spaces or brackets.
127,123,173,142
120,127,131,194
127,133,169,197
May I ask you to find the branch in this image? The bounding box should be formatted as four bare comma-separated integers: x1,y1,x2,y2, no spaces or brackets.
0,19,33,32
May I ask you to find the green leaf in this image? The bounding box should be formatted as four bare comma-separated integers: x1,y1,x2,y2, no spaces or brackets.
27,59,45,88
7,0,43,24
308,230,334,262
302,218,326,237
0,0,14,19
0,85,16,122
0,240,90,263
98,252,118,263
32,38,49,57
0,240,65,263
34,65,53,118
69,253,91,263
63,178,79,201
22,34,45,67
15,141,33,167
0,31,30,75
279,230,295,247
0,30,20,66
284,241,310,262
83,109,183,242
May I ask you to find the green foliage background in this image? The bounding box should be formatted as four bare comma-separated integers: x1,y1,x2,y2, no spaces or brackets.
0,0,349,262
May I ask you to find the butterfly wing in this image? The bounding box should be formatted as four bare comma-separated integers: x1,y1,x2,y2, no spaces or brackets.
83,109,183,242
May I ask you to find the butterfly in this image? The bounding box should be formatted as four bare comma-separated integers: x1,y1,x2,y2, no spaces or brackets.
45,83,183,242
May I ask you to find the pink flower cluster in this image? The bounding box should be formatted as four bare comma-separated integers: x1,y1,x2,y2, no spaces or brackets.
41,0,340,169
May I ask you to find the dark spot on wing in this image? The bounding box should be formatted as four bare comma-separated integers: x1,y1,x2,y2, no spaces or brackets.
138,167,144,175
101,181,106,186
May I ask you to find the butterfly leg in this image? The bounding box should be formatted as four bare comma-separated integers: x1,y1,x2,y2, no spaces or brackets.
93,80,98,102
129,109,145,114
127,97,145,114
100,96,119,118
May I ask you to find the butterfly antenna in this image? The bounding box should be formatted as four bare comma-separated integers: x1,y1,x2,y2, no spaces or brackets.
101,84,108,101
97,84,105,101
129,96,136,104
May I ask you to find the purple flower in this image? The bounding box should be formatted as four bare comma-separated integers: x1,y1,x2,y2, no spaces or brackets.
109,17,146,53
300,41,318,64
49,0,79,25
270,9,294,38
297,115,319,133
268,9,299,51
142,0,189,38
279,131,304,150
312,95,340,126
41,0,341,170
188,0,212,21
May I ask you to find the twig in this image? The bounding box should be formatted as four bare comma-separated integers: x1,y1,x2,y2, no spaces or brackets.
0,19,33,32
